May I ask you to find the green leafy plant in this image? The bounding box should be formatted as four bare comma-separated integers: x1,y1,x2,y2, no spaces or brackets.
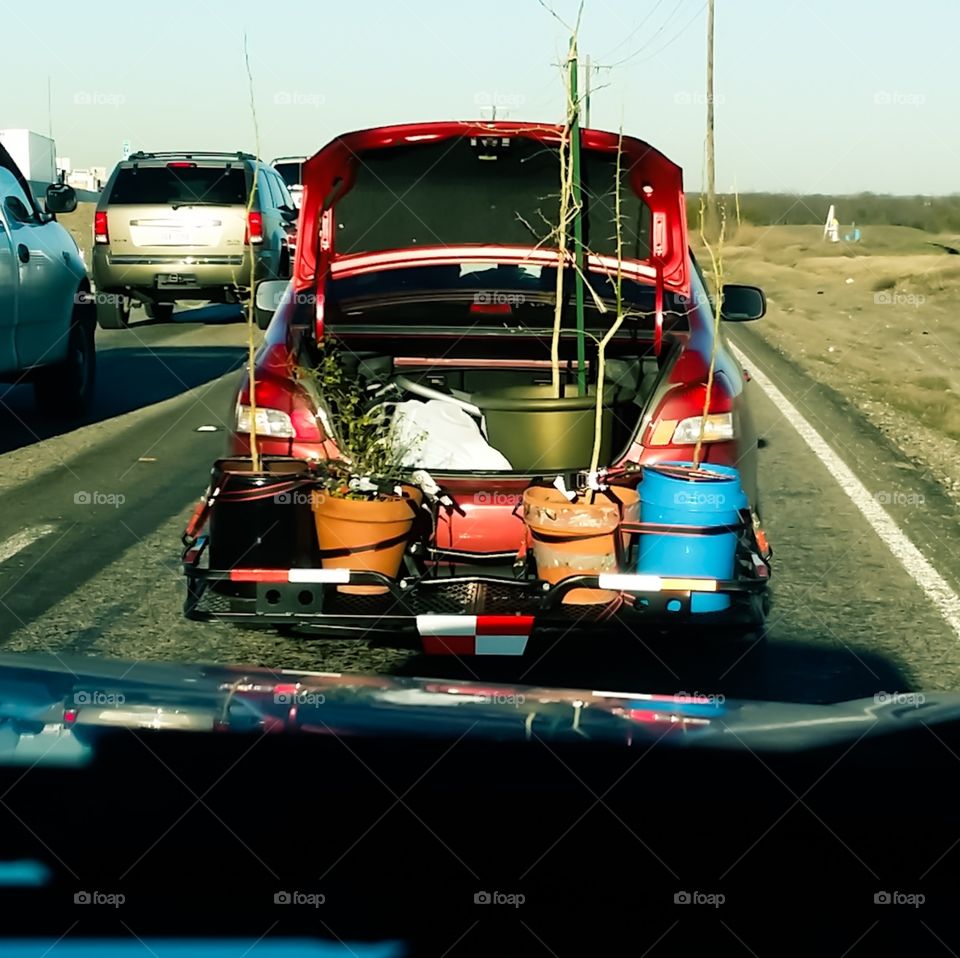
293,344,420,499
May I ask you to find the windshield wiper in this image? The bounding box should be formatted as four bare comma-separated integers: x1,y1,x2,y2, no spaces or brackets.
170,201,230,210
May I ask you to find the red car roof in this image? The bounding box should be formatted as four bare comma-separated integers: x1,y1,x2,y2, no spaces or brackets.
294,120,689,298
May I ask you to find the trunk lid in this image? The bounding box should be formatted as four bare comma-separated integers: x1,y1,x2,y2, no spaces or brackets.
295,122,690,298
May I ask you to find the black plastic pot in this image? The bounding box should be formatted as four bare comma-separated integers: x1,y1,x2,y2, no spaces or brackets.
208,458,317,573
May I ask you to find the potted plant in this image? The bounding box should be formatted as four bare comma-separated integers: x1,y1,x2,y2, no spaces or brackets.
293,344,423,594
521,40,640,603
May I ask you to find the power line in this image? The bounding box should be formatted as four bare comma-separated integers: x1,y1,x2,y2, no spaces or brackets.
627,1,709,66
605,0,688,68
600,0,667,59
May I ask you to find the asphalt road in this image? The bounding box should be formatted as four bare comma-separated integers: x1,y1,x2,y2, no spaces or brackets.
1,309,959,704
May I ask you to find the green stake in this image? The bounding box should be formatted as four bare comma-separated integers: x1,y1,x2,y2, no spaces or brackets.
569,38,587,397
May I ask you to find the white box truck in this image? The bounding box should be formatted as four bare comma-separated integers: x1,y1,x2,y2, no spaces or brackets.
0,129,57,185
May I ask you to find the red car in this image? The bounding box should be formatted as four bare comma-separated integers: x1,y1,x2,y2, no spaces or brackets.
231,121,765,561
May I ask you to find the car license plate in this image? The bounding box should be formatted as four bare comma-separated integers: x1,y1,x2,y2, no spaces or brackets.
156,230,193,244
156,273,197,288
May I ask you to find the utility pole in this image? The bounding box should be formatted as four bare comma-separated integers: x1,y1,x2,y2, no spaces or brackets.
580,56,613,129
705,0,719,239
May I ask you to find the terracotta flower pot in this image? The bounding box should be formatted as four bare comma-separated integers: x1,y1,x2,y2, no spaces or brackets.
311,484,423,594
522,485,640,605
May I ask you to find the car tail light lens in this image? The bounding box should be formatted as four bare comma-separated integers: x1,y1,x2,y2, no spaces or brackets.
236,404,295,438
94,211,109,244
167,161,197,168
245,211,264,245
644,377,736,447
236,349,326,443
669,412,735,445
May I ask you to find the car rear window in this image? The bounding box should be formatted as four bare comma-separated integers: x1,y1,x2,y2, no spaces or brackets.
334,136,652,260
107,166,247,205
327,264,689,332
274,162,303,187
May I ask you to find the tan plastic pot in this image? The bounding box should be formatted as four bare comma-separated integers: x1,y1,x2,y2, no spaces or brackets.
311,485,423,594
522,485,640,605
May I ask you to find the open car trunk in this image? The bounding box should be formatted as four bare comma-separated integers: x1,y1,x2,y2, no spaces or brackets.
326,335,681,477
321,259,689,478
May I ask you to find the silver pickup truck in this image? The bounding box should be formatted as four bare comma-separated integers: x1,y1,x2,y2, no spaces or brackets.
0,142,95,415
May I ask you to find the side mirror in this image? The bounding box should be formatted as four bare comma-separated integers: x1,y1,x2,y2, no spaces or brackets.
254,279,290,330
45,183,78,215
720,284,766,322
280,206,298,223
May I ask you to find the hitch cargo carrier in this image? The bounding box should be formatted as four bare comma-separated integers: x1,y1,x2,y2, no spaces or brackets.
182,535,771,655
181,456,771,655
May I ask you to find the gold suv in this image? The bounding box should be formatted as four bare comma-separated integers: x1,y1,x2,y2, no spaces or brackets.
92,151,297,327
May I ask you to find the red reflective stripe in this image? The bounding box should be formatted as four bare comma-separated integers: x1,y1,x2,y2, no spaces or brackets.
476,615,535,636
228,569,288,583
469,302,512,315
421,635,476,656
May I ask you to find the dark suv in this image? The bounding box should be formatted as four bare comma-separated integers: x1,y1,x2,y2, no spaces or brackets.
92,151,297,327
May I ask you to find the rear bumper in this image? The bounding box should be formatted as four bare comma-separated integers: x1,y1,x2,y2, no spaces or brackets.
92,248,271,299
182,450,772,652
184,559,770,653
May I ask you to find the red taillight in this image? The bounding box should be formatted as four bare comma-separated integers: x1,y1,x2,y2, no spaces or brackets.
94,211,109,244
642,377,735,447
167,161,197,168
245,211,264,245
237,357,325,443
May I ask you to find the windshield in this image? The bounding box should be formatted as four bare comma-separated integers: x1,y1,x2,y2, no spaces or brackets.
2,8,959,931
107,165,247,205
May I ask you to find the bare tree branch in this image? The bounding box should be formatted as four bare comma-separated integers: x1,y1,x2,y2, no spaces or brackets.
242,32,262,472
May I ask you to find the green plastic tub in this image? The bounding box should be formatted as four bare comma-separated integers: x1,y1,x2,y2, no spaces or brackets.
473,383,631,472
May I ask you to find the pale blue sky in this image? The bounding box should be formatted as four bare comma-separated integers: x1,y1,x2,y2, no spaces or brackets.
2,0,957,194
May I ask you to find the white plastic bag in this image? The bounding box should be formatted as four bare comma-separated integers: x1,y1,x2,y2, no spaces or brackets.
391,399,513,470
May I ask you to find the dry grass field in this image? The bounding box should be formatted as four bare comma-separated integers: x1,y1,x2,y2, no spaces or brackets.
712,223,960,496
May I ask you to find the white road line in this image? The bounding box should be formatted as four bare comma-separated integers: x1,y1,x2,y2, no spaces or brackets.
0,525,57,566
732,342,960,640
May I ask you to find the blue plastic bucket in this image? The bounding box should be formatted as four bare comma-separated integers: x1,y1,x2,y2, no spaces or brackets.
637,462,747,613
